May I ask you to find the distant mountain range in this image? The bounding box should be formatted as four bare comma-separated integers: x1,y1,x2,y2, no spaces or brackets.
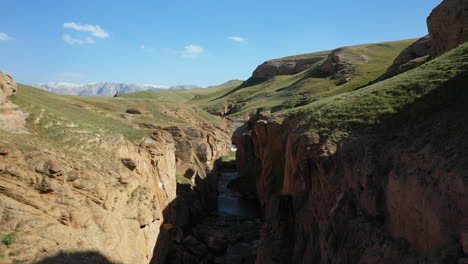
31,82,204,97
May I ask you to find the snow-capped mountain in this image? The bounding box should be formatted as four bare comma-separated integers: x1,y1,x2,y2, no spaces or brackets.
31,82,170,97
31,82,208,97
168,84,203,90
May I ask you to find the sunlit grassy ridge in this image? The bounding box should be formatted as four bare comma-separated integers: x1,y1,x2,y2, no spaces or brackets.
4,39,465,152
287,41,468,141
185,39,416,115
5,84,223,152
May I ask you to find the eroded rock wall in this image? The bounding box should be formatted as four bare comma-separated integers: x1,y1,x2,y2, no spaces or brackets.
427,0,468,57
0,131,177,263
163,123,231,228
0,77,232,263
0,72,28,134
235,84,468,263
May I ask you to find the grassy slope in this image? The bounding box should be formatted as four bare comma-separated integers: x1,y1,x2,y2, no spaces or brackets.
121,80,243,103
288,41,468,141
114,39,415,116
1,84,222,153
188,39,417,115
4,39,462,151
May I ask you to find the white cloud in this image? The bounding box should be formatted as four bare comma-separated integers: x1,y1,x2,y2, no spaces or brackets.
182,45,204,58
140,44,156,53
59,72,83,78
185,45,203,53
63,22,109,38
0,32,14,41
63,34,95,45
228,36,247,43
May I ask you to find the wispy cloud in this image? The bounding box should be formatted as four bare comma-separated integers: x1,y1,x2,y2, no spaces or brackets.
63,34,95,45
228,36,247,43
0,32,14,41
182,44,204,58
140,44,155,53
59,72,83,78
63,22,109,38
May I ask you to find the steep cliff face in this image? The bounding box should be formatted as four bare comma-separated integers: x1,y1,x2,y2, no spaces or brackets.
0,131,177,263
427,0,468,57
0,72,28,134
234,43,468,263
237,100,467,263
0,78,232,263
164,124,231,228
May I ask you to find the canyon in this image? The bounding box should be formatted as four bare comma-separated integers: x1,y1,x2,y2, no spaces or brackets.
0,0,467,263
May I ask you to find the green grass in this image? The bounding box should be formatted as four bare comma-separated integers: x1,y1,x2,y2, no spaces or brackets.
12,85,147,143
5,84,225,155
186,39,417,115
2,232,17,245
286,41,468,142
121,80,243,104
176,174,191,185
221,151,236,161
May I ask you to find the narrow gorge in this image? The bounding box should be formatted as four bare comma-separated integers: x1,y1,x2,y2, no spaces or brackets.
0,0,467,263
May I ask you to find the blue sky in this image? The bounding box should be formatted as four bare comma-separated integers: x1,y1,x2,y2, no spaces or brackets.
0,0,441,87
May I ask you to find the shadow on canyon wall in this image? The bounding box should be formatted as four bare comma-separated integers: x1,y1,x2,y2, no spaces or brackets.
35,251,116,264
150,159,223,264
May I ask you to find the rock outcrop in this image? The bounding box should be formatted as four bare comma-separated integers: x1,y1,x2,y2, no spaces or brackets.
0,73,29,134
427,0,468,57
235,89,468,263
0,94,231,264
251,52,329,81
164,124,231,227
0,73,17,105
317,46,370,84
0,132,176,263
376,35,432,82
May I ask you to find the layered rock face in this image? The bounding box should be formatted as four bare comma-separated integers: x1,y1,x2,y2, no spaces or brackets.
251,52,329,81
0,73,28,133
427,0,468,57
164,124,231,228
0,81,232,263
0,127,230,264
235,90,468,263
0,131,177,263
0,73,17,105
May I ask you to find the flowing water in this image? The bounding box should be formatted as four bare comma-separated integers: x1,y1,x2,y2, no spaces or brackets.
217,170,261,264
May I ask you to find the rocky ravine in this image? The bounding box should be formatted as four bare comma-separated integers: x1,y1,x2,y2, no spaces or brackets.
235,96,467,263
233,1,468,263
0,75,231,263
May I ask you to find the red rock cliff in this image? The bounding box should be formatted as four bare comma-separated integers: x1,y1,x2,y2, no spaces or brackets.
235,83,467,263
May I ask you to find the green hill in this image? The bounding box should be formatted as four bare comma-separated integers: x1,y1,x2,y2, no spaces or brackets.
3,84,223,153
186,39,417,115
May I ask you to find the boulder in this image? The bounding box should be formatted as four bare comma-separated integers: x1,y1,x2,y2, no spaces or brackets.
0,73,29,134
427,0,468,57
0,72,17,105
